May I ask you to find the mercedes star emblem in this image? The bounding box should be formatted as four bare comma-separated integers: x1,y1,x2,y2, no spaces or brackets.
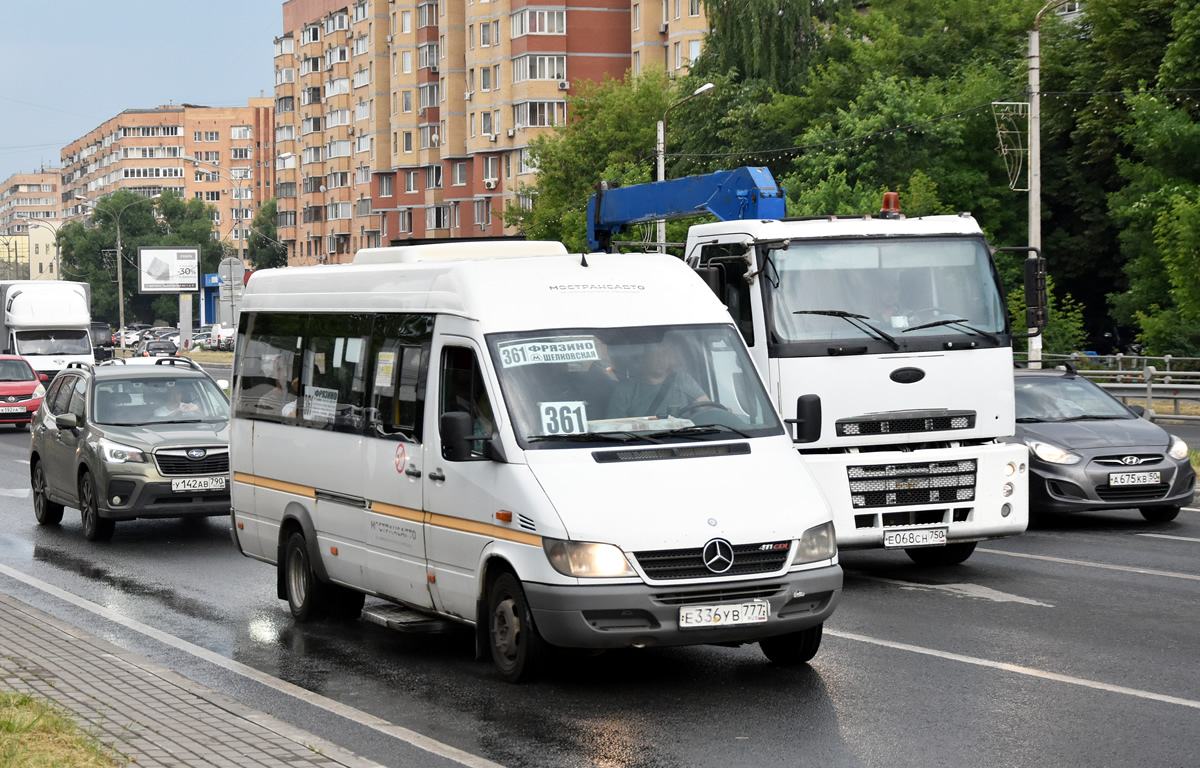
702,538,734,574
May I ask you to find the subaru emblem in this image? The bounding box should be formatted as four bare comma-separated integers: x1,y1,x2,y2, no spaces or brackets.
187,448,207,460
701,538,735,574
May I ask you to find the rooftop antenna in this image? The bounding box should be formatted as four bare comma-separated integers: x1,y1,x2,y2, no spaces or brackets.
580,252,589,267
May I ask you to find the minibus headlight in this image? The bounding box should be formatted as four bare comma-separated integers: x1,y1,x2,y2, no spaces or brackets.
1168,434,1189,461
794,521,836,564
99,439,146,464
543,538,636,578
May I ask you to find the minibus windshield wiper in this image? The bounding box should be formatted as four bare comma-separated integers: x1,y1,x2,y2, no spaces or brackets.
527,431,659,444
902,317,1000,343
152,419,204,424
659,424,752,439
794,309,900,350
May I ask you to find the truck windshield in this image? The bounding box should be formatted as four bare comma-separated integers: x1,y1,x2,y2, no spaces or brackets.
767,237,1006,347
487,324,784,449
14,330,91,356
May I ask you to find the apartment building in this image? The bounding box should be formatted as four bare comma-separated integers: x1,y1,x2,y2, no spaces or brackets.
631,0,707,76
0,171,60,279
60,101,276,250
276,0,708,264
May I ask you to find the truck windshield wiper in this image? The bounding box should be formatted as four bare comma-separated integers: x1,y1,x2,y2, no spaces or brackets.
1061,414,1124,421
659,424,752,439
794,309,899,350
527,431,659,444
902,317,1000,343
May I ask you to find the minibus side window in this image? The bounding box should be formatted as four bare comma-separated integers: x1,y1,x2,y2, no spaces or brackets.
300,313,373,433
440,346,493,459
234,313,306,423
367,313,433,442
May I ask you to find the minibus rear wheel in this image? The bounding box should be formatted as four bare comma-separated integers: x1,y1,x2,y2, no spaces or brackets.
759,623,823,665
487,573,547,682
285,531,331,621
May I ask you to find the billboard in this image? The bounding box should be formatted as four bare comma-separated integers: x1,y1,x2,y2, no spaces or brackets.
137,246,201,293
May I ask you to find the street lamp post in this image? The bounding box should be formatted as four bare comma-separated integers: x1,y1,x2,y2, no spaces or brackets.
656,82,715,253
81,193,161,351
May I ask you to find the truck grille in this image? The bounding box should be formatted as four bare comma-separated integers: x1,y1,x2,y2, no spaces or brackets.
847,459,977,509
153,448,229,476
633,541,792,580
837,410,975,437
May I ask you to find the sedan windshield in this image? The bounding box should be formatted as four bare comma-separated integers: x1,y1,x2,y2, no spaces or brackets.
14,330,91,356
1015,376,1132,422
93,377,230,426
768,237,1006,346
488,324,783,449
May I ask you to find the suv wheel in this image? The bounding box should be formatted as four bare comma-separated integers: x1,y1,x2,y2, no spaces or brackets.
31,460,64,525
79,471,116,542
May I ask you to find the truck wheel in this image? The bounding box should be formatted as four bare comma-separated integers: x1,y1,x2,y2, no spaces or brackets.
759,624,823,665
487,572,547,683
283,531,329,622
32,460,64,525
905,541,976,566
79,471,115,542
1140,505,1180,523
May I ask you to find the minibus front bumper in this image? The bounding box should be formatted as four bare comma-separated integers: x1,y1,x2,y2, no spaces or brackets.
523,564,842,649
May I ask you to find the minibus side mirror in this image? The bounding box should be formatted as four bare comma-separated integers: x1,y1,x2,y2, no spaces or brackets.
441,411,476,461
785,394,822,444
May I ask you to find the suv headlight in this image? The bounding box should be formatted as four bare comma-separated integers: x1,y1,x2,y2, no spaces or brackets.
1026,439,1081,465
1168,434,1189,461
794,521,836,564
543,538,636,578
99,438,147,464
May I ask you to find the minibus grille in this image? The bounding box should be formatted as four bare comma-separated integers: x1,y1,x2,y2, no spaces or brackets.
652,584,784,606
593,443,750,463
154,448,230,476
633,541,791,580
836,410,975,437
847,459,976,509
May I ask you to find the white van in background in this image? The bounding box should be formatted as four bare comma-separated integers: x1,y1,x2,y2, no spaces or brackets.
229,242,842,681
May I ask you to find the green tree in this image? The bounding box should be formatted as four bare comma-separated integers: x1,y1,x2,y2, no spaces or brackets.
247,198,288,270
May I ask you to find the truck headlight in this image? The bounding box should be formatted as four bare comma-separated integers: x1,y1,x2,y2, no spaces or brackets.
1168,434,1189,461
99,439,146,464
1026,440,1081,465
543,538,636,578
794,521,836,564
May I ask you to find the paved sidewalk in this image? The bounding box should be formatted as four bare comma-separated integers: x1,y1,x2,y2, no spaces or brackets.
0,592,383,768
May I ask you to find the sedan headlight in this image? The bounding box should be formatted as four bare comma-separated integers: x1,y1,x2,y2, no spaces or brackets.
32,383,45,399
1026,440,1082,465
99,438,147,464
1168,434,1189,461
543,538,636,578
794,521,837,564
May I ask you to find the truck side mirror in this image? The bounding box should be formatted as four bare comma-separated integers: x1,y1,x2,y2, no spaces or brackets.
1023,256,1048,330
694,265,724,298
785,394,822,444
440,411,475,461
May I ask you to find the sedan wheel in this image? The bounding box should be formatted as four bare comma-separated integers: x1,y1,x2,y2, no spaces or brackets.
1140,505,1181,523
31,461,63,525
78,471,116,542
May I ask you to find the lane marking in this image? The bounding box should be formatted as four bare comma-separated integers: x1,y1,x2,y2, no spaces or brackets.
826,628,1200,710
1136,533,1200,544
978,548,1200,581
1182,507,1200,512
0,563,505,768
0,488,29,499
13,459,28,465
853,575,1053,606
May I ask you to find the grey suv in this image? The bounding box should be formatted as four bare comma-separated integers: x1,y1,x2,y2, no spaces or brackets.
30,359,231,541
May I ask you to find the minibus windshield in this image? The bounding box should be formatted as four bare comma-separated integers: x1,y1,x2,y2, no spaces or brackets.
488,324,784,449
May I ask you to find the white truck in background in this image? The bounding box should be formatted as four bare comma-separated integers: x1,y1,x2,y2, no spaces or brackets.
0,281,94,378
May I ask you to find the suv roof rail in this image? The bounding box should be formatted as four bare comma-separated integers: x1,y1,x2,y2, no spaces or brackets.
97,358,127,366
153,356,204,372
65,361,93,371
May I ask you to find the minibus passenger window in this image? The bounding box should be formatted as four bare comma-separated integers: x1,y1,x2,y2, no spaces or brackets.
366,313,433,442
236,312,306,423
301,314,372,433
440,346,492,458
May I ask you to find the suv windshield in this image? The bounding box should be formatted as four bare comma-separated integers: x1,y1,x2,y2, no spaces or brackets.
14,330,91,356
487,324,783,449
93,376,230,426
1015,376,1132,422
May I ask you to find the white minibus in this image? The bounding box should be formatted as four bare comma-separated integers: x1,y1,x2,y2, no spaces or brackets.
230,243,842,681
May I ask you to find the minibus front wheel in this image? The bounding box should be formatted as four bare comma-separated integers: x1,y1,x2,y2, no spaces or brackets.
759,623,823,665
488,573,547,683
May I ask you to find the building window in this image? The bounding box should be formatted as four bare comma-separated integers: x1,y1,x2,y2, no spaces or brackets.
405,171,418,192
690,0,700,16
426,205,450,230
511,9,565,37
231,147,252,160
481,111,493,135
674,41,681,69
232,126,252,140
689,39,701,64
513,101,566,128
403,131,413,152
425,165,443,189
633,3,640,29
380,175,393,197
481,22,492,47
633,51,641,75
402,91,412,112
512,55,566,83
401,10,412,33
481,67,491,91
483,156,499,181
518,148,537,175
452,162,467,185
402,51,412,73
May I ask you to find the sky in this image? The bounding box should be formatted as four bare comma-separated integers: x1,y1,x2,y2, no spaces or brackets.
0,0,283,181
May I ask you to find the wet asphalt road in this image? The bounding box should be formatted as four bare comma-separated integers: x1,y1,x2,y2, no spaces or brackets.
1,425,1198,767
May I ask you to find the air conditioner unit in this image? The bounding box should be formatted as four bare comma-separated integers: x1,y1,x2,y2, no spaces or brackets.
659,23,669,33
489,134,498,142
347,127,355,135
484,180,497,190
418,107,426,116
386,35,393,43
506,129,515,138
557,81,570,91
430,65,439,73
346,30,353,39
465,91,473,101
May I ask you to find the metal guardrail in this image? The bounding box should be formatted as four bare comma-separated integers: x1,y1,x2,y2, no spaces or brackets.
1019,353,1200,422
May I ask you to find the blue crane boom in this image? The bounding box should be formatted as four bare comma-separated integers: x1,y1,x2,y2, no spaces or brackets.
586,167,787,252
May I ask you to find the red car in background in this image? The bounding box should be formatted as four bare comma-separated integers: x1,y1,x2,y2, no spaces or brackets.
0,356,47,430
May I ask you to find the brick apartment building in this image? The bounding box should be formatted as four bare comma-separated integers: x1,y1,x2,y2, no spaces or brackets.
0,171,60,279
60,101,276,251
274,0,708,265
